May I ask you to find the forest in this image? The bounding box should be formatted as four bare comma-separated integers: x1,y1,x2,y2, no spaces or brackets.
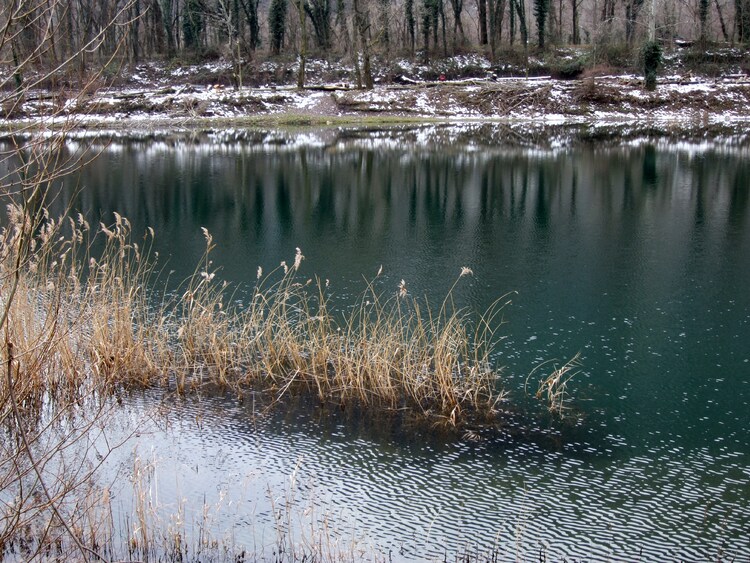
2,0,749,91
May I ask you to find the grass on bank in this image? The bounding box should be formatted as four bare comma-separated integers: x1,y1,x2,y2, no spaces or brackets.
0,207,509,425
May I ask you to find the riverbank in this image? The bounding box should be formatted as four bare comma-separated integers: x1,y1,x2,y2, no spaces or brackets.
3,53,750,133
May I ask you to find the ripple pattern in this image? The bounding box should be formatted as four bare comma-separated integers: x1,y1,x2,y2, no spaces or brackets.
102,393,750,562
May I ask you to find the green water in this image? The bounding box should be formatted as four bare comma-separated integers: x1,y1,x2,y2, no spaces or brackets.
40,128,750,559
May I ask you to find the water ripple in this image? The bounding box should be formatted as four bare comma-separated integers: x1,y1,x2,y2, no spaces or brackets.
97,393,750,561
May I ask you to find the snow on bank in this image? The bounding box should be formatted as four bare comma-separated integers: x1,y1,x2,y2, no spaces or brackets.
4,70,750,132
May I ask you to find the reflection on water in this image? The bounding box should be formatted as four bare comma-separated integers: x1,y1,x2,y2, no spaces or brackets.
112,388,746,561
4,127,750,559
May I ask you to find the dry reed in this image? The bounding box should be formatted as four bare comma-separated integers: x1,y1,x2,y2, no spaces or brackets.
0,207,509,427
526,352,582,418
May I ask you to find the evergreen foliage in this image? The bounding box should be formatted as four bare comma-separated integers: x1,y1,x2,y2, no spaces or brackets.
406,0,416,52
699,0,710,41
305,0,333,48
533,0,549,48
269,0,287,53
183,0,205,50
241,0,262,49
739,0,750,43
642,40,662,91
421,0,436,60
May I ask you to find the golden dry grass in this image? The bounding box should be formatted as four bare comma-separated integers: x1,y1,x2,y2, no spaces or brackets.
1,207,509,425
526,352,582,418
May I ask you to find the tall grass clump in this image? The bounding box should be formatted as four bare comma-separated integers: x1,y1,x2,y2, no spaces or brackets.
172,240,511,424
1,206,163,406
1,202,511,559
0,206,149,560
1,206,509,426
326,268,510,422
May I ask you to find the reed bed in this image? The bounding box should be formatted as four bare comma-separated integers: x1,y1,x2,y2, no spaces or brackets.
0,204,507,559
0,207,509,426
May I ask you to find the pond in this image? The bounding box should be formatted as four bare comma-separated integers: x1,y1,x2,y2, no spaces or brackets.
37,125,750,559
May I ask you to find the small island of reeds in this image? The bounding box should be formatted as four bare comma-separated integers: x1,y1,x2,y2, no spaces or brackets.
1,206,513,428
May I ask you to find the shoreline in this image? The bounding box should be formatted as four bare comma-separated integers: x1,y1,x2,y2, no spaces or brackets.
5,114,750,153
3,73,750,139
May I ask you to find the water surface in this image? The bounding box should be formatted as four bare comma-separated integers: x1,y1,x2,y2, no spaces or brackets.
33,126,750,559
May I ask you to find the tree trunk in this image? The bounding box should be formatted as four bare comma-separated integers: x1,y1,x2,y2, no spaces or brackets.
450,0,465,45
478,0,488,44
422,0,431,61
514,0,528,53
714,0,729,41
130,0,141,62
534,0,548,49
158,0,176,56
488,0,496,58
431,0,439,46
297,0,306,89
353,0,373,88
380,0,390,47
304,0,332,48
737,0,750,42
495,0,506,45
11,43,24,91
336,0,351,53
239,0,262,49
406,0,416,52
625,0,644,46
44,0,59,67
439,0,447,55
570,0,579,43
352,20,363,88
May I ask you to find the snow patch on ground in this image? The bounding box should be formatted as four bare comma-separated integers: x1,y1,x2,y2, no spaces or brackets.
662,82,718,93
6,68,750,135
294,92,326,109
414,92,432,114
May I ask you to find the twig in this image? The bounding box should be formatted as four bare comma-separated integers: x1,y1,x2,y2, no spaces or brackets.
5,340,106,563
